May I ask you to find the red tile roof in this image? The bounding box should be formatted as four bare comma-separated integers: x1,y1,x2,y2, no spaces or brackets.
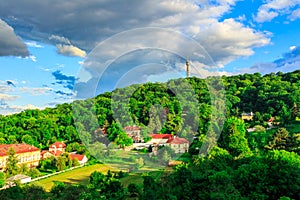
52,150,62,156
50,141,66,148
69,153,85,161
0,143,40,156
151,134,173,142
169,137,189,144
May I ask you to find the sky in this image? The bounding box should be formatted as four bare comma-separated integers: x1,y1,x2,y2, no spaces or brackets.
1,0,300,115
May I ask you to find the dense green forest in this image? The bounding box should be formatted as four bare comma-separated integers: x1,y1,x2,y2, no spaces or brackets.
1,70,300,199
1,70,300,148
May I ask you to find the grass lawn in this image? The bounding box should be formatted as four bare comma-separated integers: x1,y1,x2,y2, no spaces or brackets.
32,150,171,191
32,164,116,191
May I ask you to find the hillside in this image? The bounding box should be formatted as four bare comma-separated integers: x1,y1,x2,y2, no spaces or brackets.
1,70,300,149
1,70,300,199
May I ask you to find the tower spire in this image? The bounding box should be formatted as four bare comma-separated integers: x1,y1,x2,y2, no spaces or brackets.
186,60,190,78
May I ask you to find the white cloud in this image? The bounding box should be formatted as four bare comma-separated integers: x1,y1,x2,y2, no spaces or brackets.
49,35,71,44
56,44,87,58
25,41,43,48
289,8,300,20
254,0,300,23
0,0,267,64
25,55,37,62
194,19,270,66
290,45,297,51
254,9,278,22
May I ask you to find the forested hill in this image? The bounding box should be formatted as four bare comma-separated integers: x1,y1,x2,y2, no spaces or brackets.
1,70,300,149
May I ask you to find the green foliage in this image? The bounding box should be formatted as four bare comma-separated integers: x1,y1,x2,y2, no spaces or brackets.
27,168,40,178
1,70,300,199
0,172,5,187
219,117,252,158
88,171,126,199
5,148,19,177
253,125,266,133
128,183,140,197
114,131,133,148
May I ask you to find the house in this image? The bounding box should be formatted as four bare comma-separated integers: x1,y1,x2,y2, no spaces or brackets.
241,112,254,121
0,143,40,171
69,153,88,165
49,141,66,154
41,142,88,165
148,134,189,154
40,141,66,159
124,126,143,143
166,137,189,154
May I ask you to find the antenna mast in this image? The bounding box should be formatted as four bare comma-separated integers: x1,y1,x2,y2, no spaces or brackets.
186,60,190,78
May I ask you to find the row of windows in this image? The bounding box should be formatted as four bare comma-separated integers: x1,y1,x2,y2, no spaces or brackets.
171,144,188,148
18,154,40,163
0,154,39,166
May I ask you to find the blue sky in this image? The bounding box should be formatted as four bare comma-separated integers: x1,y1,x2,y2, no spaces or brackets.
1,0,300,115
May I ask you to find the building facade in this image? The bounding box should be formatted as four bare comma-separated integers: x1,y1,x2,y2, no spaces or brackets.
149,134,190,154
0,143,40,171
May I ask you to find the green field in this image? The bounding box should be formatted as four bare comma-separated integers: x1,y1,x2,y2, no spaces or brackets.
32,164,115,191
32,150,171,191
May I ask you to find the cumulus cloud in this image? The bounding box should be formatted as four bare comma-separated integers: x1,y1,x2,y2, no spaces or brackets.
0,19,29,57
0,0,268,63
49,35,71,44
0,0,273,98
56,44,86,58
289,8,300,21
254,0,300,23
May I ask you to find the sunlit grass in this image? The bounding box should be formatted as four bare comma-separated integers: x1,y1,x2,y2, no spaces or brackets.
32,164,115,191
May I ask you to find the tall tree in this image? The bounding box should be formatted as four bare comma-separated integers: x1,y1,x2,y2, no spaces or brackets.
5,148,19,177
219,117,252,158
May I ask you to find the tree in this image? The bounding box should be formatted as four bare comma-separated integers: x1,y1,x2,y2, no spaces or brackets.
266,128,289,150
5,148,19,177
219,117,252,158
61,153,73,168
55,156,66,171
72,158,80,167
21,134,35,146
19,163,29,174
114,132,133,148
148,105,164,133
253,125,266,133
27,168,40,178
